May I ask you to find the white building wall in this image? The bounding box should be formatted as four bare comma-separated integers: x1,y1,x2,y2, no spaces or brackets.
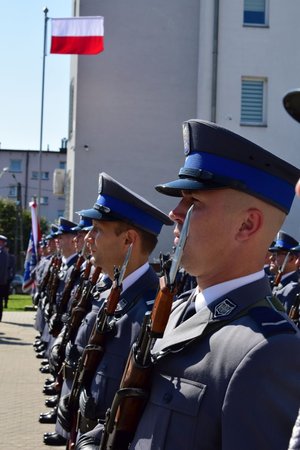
68,0,300,255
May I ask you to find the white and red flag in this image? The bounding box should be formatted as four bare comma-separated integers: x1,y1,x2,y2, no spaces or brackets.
22,200,41,293
50,16,104,55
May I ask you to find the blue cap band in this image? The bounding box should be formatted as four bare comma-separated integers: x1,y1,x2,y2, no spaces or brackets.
95,193,163,235
184,152,295,211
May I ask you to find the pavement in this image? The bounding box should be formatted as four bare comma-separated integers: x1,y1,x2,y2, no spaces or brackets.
0,310,64,449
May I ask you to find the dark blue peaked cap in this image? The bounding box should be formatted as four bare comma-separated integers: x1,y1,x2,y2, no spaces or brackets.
45,224,59,240
269,230,299,252
155,120,300,214
78,172,173,236
55,217,78,235
283,89,300,123
71,216,93,232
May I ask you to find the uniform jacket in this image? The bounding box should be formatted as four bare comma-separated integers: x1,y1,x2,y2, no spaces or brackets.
130,276,300,450
79,265,159,421
272,271,300,313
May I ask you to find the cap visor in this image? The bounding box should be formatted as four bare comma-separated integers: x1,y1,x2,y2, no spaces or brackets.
77,208,104,220
155,178,227,197
283,90,300,123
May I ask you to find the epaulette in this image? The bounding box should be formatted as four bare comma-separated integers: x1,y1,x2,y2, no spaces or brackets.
249,306,297,337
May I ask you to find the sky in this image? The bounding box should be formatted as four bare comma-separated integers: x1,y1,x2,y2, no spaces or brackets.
0,2,72,151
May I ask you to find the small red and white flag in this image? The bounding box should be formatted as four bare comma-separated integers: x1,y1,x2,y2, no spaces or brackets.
50,16,104,55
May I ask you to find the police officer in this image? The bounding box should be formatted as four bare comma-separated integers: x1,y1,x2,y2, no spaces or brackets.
268,231,300,313
88,120,300,450
282,88,300,450
55,172,172,448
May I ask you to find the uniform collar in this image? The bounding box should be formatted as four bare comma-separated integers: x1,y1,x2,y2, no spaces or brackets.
195,270,265,312
121,262,149,293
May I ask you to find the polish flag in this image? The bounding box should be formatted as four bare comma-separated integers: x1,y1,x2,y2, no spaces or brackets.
50,16,104,55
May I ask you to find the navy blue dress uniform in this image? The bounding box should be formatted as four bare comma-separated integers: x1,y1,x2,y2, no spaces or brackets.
56,172,172,447
284,88,300,450
268,231,300,313
107,120,300,450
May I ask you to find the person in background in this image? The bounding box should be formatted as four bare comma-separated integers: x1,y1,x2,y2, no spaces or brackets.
0,234,9,321
283,88,300,450
268,231,300,313
3,245,16,308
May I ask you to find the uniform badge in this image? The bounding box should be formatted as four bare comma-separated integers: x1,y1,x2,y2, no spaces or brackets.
213,298,237,318
183,122,190,155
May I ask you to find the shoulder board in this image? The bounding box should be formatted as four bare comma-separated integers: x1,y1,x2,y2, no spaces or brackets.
249,306,297,337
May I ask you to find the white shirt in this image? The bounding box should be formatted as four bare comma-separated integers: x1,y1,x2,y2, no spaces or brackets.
121,262,149,293
194,270,265,312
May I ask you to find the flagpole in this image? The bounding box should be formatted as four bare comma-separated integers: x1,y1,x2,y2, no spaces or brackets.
38,7,49,218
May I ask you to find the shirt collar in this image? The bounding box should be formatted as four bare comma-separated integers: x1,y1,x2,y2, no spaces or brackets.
195,269,265,312
121,262,149,293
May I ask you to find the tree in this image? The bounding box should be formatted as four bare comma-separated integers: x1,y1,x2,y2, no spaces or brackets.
0,198,49,271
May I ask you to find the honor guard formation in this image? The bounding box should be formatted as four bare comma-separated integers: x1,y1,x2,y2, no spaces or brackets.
16,118,300,449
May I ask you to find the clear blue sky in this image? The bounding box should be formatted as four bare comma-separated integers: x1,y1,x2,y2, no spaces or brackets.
0,2,71,151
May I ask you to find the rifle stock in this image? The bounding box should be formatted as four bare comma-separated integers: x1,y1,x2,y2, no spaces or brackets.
67,264,127,450
99,276,175,450
50,254,86,337
289,292,300,326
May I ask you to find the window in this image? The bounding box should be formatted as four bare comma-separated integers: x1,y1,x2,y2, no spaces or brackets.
243,0,267,26
32,171,49,180
8,185,17,197
41,171,49,180
59,161,66,169
57,209,65,217
40,196,48,205
9,159,22,172
241,78,267,126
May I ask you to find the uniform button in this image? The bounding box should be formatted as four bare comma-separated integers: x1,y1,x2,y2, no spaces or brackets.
163,392,172,403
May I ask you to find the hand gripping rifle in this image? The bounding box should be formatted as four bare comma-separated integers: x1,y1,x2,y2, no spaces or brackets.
99,205,193,450
273,251,290,288
288,292,300,327
49,253,86,338
66,244,133,450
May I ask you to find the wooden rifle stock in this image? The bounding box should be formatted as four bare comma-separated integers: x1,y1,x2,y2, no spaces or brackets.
67,271,123,450
289,293,300,326
50,254,86,337
100,276,175,450
47,255,62,315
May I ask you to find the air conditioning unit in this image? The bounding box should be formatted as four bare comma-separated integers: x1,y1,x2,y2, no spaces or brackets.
53,169,66,195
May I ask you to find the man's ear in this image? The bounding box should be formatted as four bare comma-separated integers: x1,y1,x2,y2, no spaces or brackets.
236,208,263,241
124,228,138,246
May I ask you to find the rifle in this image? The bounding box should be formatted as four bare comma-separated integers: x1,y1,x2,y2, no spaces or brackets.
32,254,57,306
99,205,193,450
273,251,290,287
288,292,300,326
46,254,63,318
49,253,86,337
66,244,133,450
50,263,101,394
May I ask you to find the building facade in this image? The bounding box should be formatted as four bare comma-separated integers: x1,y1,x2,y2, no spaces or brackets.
66,0,300,257
0,148,66,222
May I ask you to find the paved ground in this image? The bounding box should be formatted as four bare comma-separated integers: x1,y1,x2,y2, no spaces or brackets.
0,310,64,449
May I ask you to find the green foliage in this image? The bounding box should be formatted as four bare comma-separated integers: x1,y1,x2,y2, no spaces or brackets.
0,198,49,252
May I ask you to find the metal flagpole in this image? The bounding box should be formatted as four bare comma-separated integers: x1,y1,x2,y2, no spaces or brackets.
38,7,49,217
